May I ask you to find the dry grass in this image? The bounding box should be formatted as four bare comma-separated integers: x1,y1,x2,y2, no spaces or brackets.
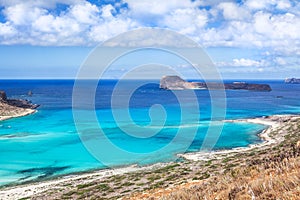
162,156,300,200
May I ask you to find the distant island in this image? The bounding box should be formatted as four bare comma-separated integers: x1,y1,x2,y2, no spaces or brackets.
285,78,300,84
160,76,272,91
0,90,39,121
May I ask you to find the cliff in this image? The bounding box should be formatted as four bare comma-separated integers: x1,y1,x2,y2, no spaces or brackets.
159,76,206,90
160,76,272,91
285,78,300,84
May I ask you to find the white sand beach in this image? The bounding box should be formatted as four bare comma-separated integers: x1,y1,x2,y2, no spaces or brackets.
0,108,36,121
0,163,168,200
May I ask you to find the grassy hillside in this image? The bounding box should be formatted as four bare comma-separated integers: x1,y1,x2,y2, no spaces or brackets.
128,117,300,200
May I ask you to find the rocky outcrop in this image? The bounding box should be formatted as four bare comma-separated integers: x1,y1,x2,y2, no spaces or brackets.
0,90,39,109
0,91,7,101
160,76,206,90
0,90,39,121
160,76,272,91
285,78,300,84
6,99,39,109
224,82,272,91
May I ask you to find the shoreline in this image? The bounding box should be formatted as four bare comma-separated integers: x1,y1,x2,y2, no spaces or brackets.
0,114,299,199
0,108,37,121
0,163,169,200
0,90,39,122
179,114,300,161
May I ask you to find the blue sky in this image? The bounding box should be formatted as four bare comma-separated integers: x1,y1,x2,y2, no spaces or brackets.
0,0,299,79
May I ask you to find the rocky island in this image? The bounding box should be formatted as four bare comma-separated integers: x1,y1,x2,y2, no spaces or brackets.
160,75,272,91
0,90,39,121
285,78,300,84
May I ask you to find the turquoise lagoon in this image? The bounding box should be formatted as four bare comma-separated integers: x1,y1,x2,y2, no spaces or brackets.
0,80,299,186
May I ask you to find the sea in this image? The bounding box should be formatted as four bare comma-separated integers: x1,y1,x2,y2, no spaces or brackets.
0,79,300,186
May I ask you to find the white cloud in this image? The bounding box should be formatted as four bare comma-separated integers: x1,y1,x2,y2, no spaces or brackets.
218,2,250,20
4,3,47,25
0,0,299,78
33,15,55,33
101,4,116,19
32,14,82,36
0,1,140,45
253,12,300,40
276,0,291,10
0,22,16,37
217,58,267,67
162,8,208,35
0,0,298,61
232,58,265,67
88,18,138,43
245,0,292,11
69,2,99,24
124,0,198,16
245,0,273,10
0,0,82,9
274,57,287,65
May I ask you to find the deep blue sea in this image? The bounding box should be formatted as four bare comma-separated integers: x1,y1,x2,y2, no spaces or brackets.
0,80,300,186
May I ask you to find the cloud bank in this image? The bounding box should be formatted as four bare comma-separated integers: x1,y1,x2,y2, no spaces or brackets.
0,1,298,47
0,0,299,71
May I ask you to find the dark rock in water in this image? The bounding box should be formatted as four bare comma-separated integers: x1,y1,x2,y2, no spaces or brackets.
28,90,33,96
285,78,300,84
0,90,7,101
160,75,272,91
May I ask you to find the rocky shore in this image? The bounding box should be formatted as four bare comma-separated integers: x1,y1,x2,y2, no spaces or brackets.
0,114,299,200
0,90,38,121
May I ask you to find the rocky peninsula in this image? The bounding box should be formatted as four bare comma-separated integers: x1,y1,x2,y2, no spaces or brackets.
0,90,39,121
160,75,272,91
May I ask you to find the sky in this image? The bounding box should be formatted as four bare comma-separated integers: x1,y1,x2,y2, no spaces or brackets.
0,0,299,79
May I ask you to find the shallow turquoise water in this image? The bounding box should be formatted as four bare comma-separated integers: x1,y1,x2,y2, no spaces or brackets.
0,80,299,186
0,110,265,186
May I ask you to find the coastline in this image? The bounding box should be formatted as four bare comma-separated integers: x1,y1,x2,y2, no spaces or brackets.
0,90,39,122
0,163,169,200
179,114,300,161
0,108,37,121
0,114,299,199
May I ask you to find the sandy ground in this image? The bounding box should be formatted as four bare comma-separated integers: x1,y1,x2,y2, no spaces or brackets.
0,108,36,121
0,114,299,199
0,163,168,200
